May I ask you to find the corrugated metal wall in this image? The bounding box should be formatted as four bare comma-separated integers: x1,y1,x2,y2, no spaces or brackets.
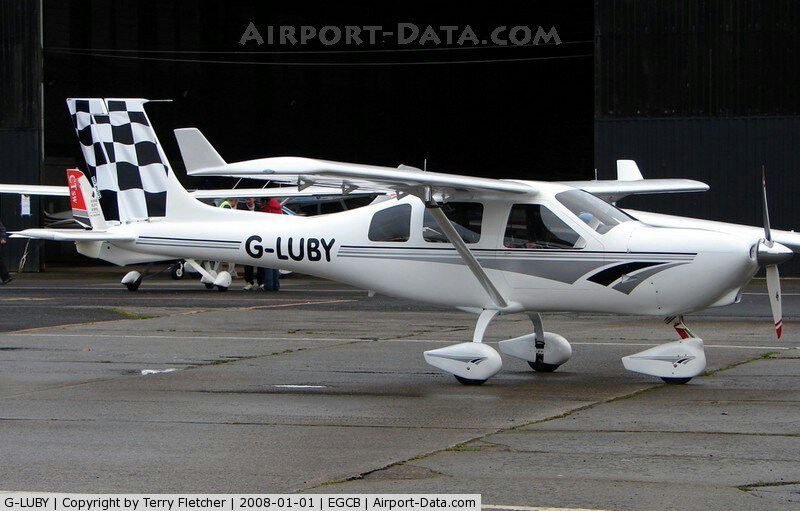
0,0,42,272
595,0,799,118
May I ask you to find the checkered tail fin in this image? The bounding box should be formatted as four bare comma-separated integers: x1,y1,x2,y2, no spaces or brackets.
67,98,207,223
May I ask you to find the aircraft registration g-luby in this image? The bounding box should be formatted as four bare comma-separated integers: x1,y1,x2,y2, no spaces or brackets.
11,98,799,385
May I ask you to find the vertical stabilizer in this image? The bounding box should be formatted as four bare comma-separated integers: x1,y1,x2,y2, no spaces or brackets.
66,168,106,230
66,98,208,223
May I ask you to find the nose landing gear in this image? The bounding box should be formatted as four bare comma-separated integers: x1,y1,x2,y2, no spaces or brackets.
621,316,706,384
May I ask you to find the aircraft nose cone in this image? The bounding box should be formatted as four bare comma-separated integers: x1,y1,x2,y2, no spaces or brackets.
757,240,794,266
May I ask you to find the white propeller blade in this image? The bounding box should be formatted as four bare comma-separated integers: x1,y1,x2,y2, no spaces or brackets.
765,265,782,339
761,166,783,339
762,165,772,242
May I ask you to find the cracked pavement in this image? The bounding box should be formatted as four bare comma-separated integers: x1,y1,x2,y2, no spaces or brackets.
0,269,798,510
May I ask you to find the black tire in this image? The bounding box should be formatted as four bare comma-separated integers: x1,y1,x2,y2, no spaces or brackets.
216,285,228,292
528,361,560,372
171,264,184,280
661,377,692,384
204,283,215,290
125,279,142,292
455,375,487,386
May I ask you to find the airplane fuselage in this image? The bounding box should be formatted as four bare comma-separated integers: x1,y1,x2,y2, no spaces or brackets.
86,194,760,316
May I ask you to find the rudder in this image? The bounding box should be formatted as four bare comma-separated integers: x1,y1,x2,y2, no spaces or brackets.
66,168,106,230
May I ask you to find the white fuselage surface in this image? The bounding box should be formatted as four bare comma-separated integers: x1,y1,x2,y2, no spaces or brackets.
95,190,759,317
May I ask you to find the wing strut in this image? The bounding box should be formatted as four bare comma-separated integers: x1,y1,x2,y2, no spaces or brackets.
426,203,508,309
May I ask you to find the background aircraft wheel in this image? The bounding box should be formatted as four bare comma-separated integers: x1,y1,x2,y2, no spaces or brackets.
215,285,228,292
455,375,487,386
528,361,560,372
170,263,184,280
204,283,215,290
662,377,692,384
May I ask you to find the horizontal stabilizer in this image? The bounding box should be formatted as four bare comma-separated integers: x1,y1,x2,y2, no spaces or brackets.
174,128,226,173
12,229,135,242
616,159,643,181
0,184,69,196
563,178,709,203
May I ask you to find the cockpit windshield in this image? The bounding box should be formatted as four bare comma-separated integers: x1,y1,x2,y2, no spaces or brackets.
555,189,634,234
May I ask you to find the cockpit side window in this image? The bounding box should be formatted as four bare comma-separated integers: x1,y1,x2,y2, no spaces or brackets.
368,204,412,242
504,204,581,249
422,202,483,243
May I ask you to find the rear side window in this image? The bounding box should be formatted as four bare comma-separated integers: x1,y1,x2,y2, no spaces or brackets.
422,202,483,243
369,204,412,242
504,204,581,249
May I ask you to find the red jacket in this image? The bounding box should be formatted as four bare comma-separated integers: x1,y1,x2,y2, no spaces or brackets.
260,199,283,214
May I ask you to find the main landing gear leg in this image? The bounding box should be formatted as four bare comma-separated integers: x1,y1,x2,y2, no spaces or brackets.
423,309,503,386
621,315,706,384
185,259,231,292
498,312,573,372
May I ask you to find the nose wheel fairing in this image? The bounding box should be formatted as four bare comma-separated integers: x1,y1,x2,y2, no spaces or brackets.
622,337,706,381
622,316,707,383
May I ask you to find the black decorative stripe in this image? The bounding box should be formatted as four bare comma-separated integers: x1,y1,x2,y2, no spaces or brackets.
339,245,696,256
136,242,240,250
138,236,240,244
588,262,663,287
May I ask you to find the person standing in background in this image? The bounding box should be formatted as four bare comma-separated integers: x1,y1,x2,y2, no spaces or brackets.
259,197,283,291
242,198,265,290
219,197,238,210
217,198,238,276
0,219,12,284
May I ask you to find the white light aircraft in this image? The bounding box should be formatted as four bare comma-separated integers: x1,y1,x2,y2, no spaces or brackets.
11,98,799,385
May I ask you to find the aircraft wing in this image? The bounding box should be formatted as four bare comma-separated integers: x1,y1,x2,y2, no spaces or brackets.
563,179,709,203
11,229,135,242
0,184,69,196
177,128,533,197
187,157,535,197
189,186,378,199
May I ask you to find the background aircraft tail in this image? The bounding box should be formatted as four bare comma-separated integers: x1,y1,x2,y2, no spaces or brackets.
67,98,208,224
66,168,106,230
